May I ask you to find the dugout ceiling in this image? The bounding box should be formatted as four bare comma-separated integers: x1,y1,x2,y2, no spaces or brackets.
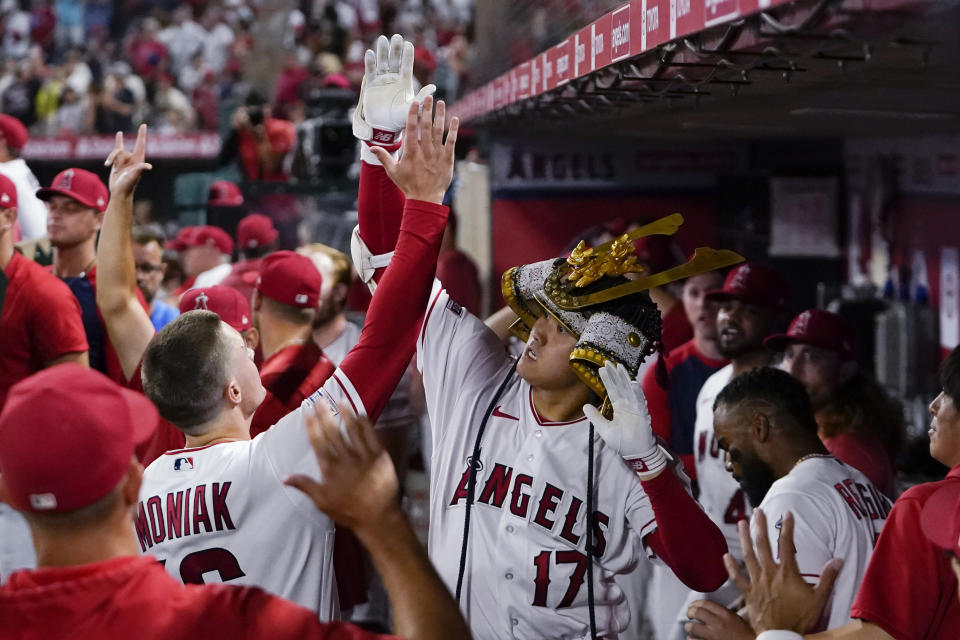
453,0,960,139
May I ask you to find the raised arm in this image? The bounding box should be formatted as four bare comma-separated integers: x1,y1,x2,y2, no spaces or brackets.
285,402,471,640
336,96,458,422
96,125,155,382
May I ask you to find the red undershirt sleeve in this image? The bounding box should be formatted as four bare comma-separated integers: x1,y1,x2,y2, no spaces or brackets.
338,199,447,422
357,160,406,264
641,468,728,592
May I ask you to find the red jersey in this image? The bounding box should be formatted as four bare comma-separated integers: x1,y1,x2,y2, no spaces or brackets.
642,338,726,479
238,118,296,183
0,252,88,409
436,248,481,316
822,431,897,500
850,466,960,640
0,556,396,640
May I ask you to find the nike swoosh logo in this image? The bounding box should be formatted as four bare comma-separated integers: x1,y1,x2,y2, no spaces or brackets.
492,406,519,421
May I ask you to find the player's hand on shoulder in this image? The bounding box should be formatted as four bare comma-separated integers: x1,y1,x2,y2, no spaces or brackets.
370,95,458,204
684,599,755,640
105,124,152,198
582,361,666,479
284,400,400,533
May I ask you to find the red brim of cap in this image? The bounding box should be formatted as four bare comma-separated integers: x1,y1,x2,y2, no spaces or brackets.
763,333,792,352
121,386,160,447
36,187,103,212
920,481,960,555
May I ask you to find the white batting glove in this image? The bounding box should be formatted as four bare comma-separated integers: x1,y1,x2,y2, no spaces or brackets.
353,33,436,150
583,362,667,480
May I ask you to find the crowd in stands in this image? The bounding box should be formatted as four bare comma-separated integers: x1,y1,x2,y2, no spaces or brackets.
0,0,475,137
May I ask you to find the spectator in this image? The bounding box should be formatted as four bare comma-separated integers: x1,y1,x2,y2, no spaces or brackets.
29,0,56,53
54,0,85,51
98,64,137,133
132,225,179,332
158,4,207,76
0,114,47,241
33,66,65,133
221,212,277,304
200,5,235,72
180,225,234,292
1,60,41,129
153,72,196,134
62,46,92,95
192,70,220,131
53,84,89,135
1,0,31,60
274,54,310,118
126,17,169,81
178,50,210,96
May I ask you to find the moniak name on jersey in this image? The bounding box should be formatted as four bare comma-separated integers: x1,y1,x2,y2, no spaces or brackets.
135,482,236,552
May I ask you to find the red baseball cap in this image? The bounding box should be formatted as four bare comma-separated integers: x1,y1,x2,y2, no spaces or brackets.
166,226,196,252
208,180,244,207
237,213,277,250
0,365,157,514
256,250,322,308
706,263,789,312
37,168,109,213
182,225,234,256
920,481,960,557
180,286,252,331
764,309,857,361
0,114,28,151
0,172,17,210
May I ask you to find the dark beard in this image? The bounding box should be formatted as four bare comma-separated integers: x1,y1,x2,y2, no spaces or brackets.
740,455,778,508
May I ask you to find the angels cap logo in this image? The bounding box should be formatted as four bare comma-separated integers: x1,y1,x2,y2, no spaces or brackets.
793,310,811,335
193,292,210,310
58,169,75,190
729,264,751,291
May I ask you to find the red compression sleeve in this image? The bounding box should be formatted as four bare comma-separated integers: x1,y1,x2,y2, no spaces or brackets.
339,199,447,422
642,469,728,592
357,160,406,263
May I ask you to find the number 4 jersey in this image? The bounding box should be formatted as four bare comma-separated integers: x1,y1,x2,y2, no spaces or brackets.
418,282,659,640
135,371,364,619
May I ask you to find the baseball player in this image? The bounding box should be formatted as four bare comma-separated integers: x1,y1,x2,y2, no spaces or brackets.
0,364,471,640
352,35,734,639
659,263,789,638
721,345,960,640
0,171,89,582
99,105,455,614
685,368,890,638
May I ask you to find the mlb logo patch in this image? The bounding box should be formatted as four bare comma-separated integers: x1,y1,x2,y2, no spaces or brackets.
174,457,194,471
446,299,463,317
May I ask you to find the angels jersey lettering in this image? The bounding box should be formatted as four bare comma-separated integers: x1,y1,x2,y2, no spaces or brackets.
136,368,365,618
754,456,891,629
418,281,657,640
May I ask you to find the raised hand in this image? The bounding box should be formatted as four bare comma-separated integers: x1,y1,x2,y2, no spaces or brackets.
353,33,436,145
104,124,152,198
727,509,844,633
284,400,400,533
370,96,458,204
583,361,666,479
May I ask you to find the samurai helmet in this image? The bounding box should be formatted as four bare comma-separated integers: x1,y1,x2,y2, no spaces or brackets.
502,213,743,412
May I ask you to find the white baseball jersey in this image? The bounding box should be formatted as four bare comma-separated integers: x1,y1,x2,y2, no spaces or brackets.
323,319,416,430
753,456,891,629
136,369,367,618
693,364,749,559
0,158,45,241
418,281,658,640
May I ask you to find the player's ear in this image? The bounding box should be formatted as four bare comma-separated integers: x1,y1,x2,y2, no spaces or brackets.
243,327,260,351
251,289,262,311
121,457,143,507
225,378,242,406
751,412,771,443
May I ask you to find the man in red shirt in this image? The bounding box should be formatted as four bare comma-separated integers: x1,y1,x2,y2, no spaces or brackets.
0,171,89,582
717,344,960,640
0,364,470,640
249,250,335,438
767,309,901,499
